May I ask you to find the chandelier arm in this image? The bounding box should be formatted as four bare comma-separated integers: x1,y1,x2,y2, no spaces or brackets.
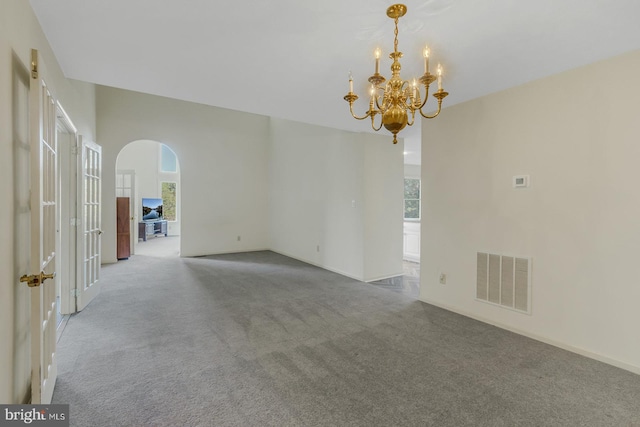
406,109,416,127
420,89,448,118
418,86,431,110
419,102,442,119
370,112,384,131
349,102,374,120
376,83,390,112
374,96,383,112
404,90,419,113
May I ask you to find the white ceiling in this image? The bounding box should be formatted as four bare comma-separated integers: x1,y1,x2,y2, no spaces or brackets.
30,0,640,164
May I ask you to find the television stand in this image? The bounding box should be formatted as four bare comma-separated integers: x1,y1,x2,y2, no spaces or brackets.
139,220,168,241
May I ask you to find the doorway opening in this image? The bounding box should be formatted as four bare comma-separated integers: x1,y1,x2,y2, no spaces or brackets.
401,169,421,296
115,140,181,258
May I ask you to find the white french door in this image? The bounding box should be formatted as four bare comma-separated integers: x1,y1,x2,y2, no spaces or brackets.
25,49,58,404
76,137,102,311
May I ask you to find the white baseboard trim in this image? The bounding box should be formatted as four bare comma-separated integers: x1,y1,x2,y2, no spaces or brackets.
419,297,640,376
271,251,404,284
182,247,271,258
365,272,405,283
270,250,365,282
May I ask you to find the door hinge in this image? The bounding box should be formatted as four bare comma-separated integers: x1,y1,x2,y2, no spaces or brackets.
31,49,38,79
71,289,79,298
70,217,78,226
71,146,79,155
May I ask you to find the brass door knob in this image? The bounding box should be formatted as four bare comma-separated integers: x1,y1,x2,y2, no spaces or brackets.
41,272,55,282
19,274,35,286
19,271,56,287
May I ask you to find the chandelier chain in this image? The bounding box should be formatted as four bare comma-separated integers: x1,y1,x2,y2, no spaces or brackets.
394,18,399,55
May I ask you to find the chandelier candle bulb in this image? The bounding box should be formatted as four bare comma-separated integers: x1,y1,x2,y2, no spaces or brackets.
437,64,443,90
374,47,382,74
349,71,353,92
423,46,430,73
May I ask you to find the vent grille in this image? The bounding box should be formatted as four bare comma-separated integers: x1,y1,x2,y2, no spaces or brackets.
477,252,531,314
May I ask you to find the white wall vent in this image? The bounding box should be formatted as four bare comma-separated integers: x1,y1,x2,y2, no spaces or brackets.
476,252,531,314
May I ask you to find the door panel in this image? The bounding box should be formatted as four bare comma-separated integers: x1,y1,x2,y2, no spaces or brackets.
13,48,33,403
76,138,102,311
116,197,131,259
116,170,136,253
28,49,57,404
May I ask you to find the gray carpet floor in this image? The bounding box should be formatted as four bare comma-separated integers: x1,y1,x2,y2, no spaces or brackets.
370,260,420,299
52,251,640,426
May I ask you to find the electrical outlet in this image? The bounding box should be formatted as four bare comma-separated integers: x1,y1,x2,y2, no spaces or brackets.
237,235,241,241
439,273,447,285
317,245,320,252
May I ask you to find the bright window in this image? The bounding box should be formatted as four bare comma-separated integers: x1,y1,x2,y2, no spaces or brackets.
161,144,177,172
161,182,177,221
404,178,420,220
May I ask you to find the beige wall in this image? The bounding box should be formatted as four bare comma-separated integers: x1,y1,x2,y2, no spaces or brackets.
0,0,96,403
269,118,403,281
362,136,404,281
97,86,272,262
420,49,640,373
99,96,404,281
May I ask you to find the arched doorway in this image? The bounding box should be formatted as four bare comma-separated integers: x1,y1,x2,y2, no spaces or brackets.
115,140,181,258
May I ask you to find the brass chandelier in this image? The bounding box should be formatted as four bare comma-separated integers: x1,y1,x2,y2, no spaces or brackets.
344,3,449,144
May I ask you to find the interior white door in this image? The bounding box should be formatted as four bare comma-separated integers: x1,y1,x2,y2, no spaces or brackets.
76,137,102,311
56,108,78,316
24,49,58,404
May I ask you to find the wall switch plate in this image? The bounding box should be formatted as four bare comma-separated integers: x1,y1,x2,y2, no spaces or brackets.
439,273,447,284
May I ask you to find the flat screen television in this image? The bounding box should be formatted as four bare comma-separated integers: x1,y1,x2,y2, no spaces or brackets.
142,198,163,221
